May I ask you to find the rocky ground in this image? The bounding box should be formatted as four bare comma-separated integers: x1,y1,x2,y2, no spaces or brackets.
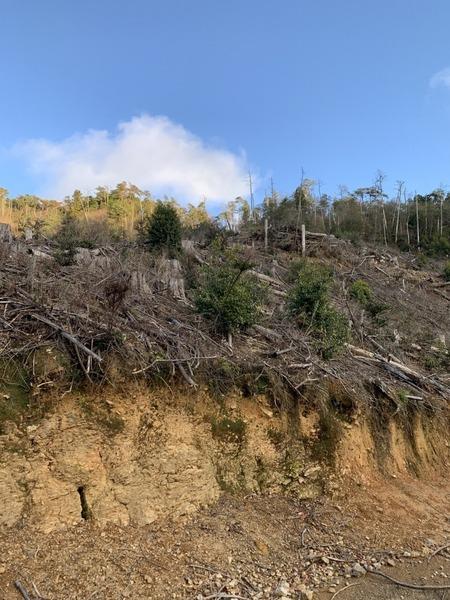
0,472,448,600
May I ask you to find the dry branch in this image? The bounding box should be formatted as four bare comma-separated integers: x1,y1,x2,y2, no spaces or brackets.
30,314,102,362
14,581,32,600
371,570,450,590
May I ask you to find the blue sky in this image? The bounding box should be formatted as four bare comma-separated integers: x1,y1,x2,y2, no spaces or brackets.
2,0,450,207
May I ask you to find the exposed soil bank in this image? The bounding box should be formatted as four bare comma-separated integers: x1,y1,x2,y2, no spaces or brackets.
0,385,448,533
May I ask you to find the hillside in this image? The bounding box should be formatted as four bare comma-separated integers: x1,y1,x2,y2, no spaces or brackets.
0,224,449,599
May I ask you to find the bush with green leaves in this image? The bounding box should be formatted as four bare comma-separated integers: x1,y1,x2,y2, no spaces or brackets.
315,306,350,359
350,279,373,305
53,213,92,265
288,261,349,358
444,261,450,281
146,202,182,257
349,279,388,323
194,252,266,334
287,261,333,316
425,235,450,257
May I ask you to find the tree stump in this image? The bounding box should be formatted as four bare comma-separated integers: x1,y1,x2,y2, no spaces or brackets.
0,223,12,243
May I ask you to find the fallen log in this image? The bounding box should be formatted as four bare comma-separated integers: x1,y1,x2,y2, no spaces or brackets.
250,270,285,287
252,324,282,341
305,230,336,239
346,343,449,397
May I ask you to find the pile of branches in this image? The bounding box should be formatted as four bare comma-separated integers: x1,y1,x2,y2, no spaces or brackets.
0,243,316,394
0,239,449,411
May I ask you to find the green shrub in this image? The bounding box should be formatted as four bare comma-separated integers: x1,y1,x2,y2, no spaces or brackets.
349,279,388,324
425,235,450,257
416,253,428,268
397,389,408,404
54,213,87,265
287,257,309,282
316,307,350,359
350,279,373,305
194,252,266,334
424,345,449,372
444,261,450,281
146,202,182,257
366,300,389,325
287,262,332,316
288,261,349,358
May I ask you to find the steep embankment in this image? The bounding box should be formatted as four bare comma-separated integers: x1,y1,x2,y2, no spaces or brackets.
0,383,448,533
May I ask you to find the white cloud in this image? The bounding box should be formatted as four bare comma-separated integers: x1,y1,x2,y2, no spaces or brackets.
14,114,251,204
430,67,450,89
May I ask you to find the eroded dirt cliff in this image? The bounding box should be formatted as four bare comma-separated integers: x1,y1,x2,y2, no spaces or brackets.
0,384,447,535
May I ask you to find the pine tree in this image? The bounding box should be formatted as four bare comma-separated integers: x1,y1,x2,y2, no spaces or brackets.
146,202,182,256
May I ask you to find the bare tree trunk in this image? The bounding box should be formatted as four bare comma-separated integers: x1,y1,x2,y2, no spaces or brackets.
415,192,420,247
394,181,403,244
295,167,305,242
405,196,410,248
248,171,255,221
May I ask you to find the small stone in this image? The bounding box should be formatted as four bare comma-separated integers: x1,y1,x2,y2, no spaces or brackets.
351,563,366,577
403,551,411,558
0,566,6,574
303,465,321,478
386,558,396,567
274,579,290,597
321,556,330,565
298,585,314,600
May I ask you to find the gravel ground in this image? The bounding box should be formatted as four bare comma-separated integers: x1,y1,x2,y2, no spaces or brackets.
0,476,448,600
